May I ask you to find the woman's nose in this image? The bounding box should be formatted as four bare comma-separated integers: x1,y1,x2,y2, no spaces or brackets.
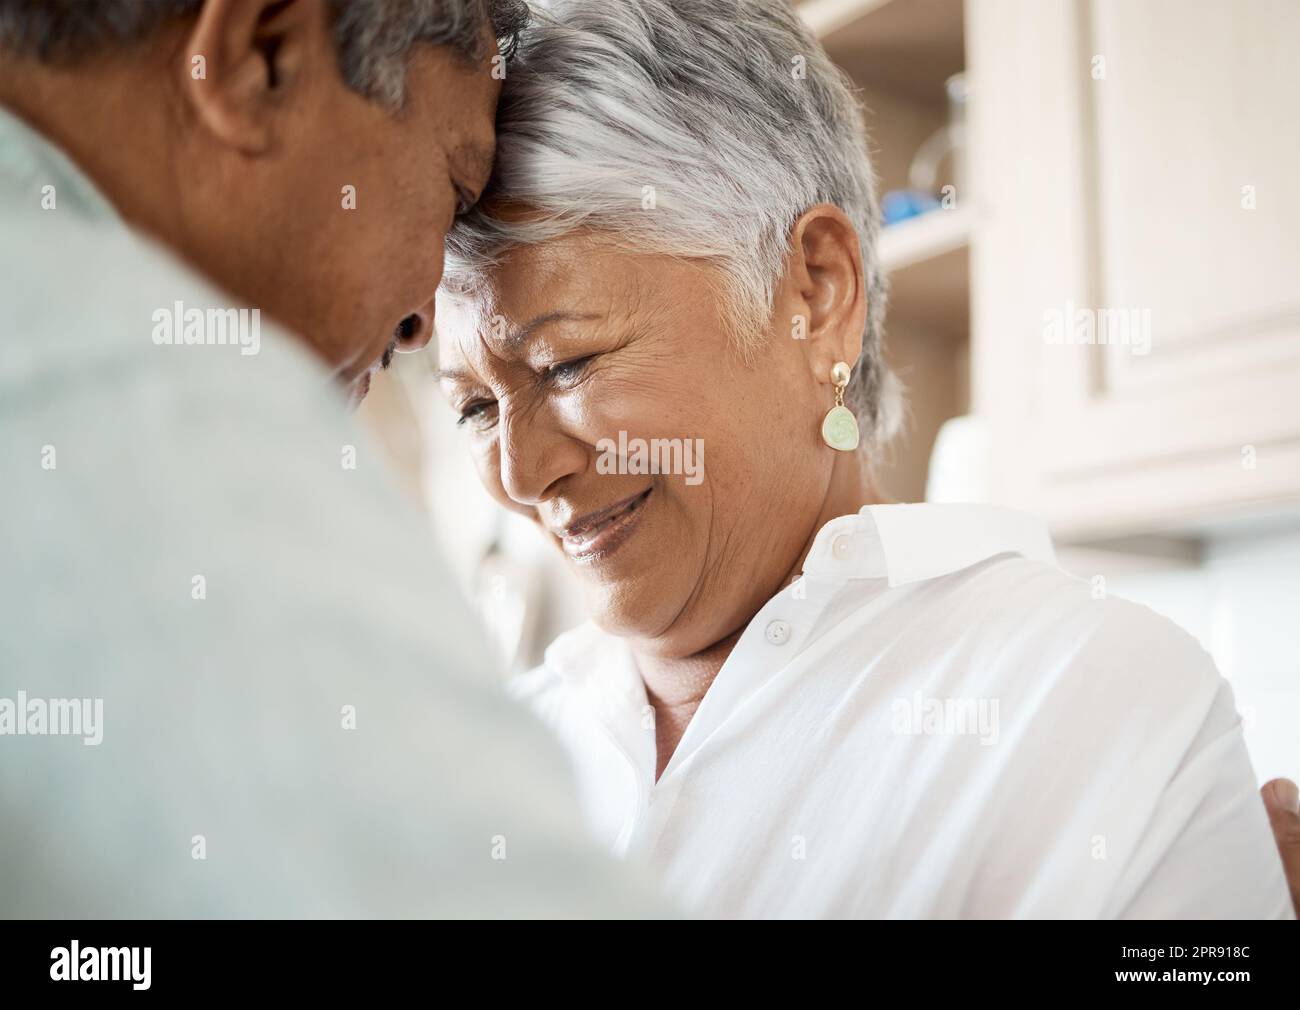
496,409,587,509
394,298,435,354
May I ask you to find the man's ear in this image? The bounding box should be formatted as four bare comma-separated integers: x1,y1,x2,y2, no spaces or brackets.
784,203,867,385
182,0,326,153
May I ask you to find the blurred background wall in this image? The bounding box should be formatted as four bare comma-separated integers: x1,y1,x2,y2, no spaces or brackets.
359,0,1300,780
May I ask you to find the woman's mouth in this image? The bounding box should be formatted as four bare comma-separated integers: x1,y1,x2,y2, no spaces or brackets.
556,488,652,564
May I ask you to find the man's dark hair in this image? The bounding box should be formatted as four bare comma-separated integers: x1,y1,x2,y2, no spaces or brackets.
0,0,531,106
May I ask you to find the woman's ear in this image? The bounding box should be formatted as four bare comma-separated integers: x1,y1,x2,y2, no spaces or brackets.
182,0,326,153
785,203,867,383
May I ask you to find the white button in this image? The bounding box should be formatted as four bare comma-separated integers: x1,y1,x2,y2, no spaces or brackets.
831,534,854,560
764,620,791,645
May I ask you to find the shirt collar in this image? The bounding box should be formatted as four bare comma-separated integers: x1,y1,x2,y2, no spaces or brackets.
545,503,1056,681
0,102,121,224
803,503,1056,586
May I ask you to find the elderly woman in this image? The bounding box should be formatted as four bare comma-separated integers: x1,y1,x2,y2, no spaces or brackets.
434,0,1291,918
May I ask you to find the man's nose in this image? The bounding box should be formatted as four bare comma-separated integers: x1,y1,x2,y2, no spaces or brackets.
394,298,435,354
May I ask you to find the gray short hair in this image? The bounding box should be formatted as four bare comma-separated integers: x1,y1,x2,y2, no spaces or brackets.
443,0,901,449
0,0,530,107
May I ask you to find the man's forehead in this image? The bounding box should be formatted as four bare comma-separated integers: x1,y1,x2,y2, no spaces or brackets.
420,37,501,149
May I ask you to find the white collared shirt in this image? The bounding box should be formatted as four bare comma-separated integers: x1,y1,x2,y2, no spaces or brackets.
512,504,1294,918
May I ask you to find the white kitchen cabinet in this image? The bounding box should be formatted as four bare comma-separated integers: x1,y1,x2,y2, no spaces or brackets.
967,0,1300,539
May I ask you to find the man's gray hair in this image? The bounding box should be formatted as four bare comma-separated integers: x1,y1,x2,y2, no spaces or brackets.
443,0,901,449
0,0,530,107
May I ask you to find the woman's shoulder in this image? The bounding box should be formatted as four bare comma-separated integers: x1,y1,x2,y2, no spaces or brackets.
912,553,1228,729
855,551,1226,721
961,555,1215,672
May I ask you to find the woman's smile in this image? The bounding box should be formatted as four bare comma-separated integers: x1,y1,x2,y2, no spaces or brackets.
551,487,652,564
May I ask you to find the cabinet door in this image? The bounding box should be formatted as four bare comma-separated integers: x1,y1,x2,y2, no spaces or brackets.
970,0,1300,537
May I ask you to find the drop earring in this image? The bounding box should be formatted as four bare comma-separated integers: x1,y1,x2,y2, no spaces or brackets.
821,361,860,451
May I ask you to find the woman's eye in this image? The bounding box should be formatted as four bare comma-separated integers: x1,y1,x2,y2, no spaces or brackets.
456,400,497,429
546,356,594,385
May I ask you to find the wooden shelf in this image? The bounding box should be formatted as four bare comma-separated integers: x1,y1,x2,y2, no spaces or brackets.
798,0,892,39
803,0,964,103
880,205,973,273
879,207,972,340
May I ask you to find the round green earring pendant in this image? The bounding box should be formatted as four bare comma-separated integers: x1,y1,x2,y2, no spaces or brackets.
821,404,860,451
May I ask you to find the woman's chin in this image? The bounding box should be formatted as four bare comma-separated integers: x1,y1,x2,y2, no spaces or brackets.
562,494,703,640
581,571,683,643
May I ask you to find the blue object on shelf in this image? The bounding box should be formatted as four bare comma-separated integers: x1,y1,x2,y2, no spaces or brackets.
882,189,941,226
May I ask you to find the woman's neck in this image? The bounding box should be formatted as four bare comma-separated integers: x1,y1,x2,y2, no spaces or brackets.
634,451,886,778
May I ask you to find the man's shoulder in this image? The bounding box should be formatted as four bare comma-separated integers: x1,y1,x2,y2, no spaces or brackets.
2,207,321,397
0,197,470,688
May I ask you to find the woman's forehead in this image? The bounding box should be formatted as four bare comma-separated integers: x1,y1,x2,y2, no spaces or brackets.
445,237,690,328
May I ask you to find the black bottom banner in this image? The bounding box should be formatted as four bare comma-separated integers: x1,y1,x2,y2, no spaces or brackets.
0,919,1290,997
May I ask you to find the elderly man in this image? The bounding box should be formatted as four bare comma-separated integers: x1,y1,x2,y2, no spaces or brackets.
0,0,665,917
